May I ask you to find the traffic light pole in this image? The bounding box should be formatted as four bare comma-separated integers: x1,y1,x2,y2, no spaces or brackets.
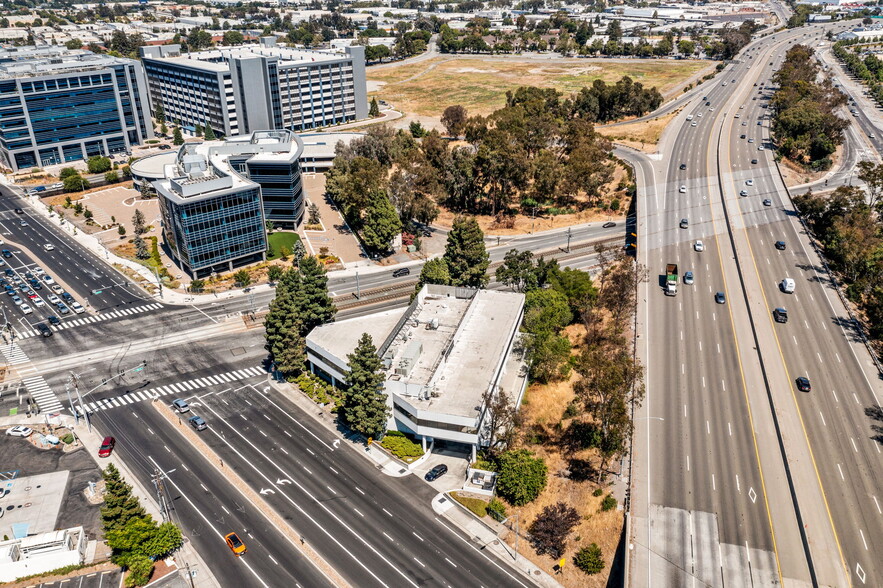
69,361,148,426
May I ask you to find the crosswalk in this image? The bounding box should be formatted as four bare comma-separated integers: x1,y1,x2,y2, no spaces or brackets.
0,343,64,412
77,366,266,414
14,302,164,340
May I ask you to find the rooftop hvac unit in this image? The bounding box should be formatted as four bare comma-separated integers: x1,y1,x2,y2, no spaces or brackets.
428,317,439,330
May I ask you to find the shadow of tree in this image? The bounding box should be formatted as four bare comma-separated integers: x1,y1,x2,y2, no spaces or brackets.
865,404,883,446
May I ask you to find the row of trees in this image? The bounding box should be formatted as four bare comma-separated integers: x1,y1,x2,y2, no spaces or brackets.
833,40,883,112
771,44,848,170
101,464,182,587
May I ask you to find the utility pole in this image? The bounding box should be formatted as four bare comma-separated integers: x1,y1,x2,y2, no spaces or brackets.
151,468,171,523
355,270,360,299
565,226,572,253
153,265,163,299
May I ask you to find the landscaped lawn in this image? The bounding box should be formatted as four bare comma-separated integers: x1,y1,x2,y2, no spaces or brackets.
267,231,300,260
368,57,712,118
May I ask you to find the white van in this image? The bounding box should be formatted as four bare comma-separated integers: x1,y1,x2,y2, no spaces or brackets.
780,278,795,294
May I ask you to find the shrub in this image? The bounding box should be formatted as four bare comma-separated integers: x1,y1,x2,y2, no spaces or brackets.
105,171,119,183
574,543,604,575
496,449,548,506
60,433,74,444
600,494,617,512
610,198,620,211
487,498,507,522
529,502,581,557
59,167,79,180
451,492,488,517
380,431,424,461
63,174,89,193
592,487,603,497
86,156,111,174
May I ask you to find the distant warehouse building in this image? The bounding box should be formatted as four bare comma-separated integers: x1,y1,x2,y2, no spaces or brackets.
152,129,305,276
140,38,368,138
0,46,153,173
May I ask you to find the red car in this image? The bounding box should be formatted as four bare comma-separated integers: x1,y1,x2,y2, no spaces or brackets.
98,436,115,457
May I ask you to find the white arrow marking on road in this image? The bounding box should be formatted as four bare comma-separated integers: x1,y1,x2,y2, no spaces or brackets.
259,488,275,495
276,478,291,485
333,439,340,449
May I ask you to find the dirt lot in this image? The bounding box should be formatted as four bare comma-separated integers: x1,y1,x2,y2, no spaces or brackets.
368,57,711,122
596,107,685,153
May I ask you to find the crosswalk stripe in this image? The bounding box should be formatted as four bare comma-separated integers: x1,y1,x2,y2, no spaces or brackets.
158,385,174,396
135,391,148,401
168,383,184,393
14,303,166,341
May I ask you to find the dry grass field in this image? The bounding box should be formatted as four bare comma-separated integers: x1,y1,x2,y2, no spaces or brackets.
368,57,711,118
596,107,684,152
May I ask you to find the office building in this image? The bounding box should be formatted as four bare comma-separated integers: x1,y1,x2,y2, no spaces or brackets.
140,38,368,138
0,46,153,173
306,285,529,461
0,527,87,582
153,130,305,277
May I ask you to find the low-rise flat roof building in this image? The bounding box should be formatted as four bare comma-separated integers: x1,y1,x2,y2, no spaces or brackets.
0,527,87,583
306,285,528,459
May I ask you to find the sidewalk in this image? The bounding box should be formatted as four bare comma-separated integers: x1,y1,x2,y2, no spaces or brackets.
0,413,220,588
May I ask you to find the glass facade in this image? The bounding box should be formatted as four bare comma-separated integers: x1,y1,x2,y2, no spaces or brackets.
160,188,267,276
245,160,304,228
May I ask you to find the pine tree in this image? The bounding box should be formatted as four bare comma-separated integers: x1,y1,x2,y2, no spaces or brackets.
100,465,146,533
443,216,489,288
159,122,168,136
204,123,216,140
195,123,203,138
369,97,380,118
362,191,402,251
343,333,389,439
154,103,165,124
132,208,146,234
172,127,184,146
297,255,336,332
264,268,301,366
292,239,307,265
134,235,150,260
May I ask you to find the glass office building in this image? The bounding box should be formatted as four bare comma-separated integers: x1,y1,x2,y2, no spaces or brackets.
153,130,304,277
0,46,152,172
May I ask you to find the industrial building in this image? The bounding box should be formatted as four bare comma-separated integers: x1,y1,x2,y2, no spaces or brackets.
0,46,153,172
140,38,368,138
153,129,305,277
306,285,529,460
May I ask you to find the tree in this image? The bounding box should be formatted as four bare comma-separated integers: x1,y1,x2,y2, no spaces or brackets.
480,387,517,456
523,288,572,335
159,122,168,136
66,38,83,50
342,333,390,439
172,127,184,146
142,521,183,559
204,124,217,140
857,160,883,211
369,97,381,118
496,249,537,292
523,331,572,383
101,465,145,533
187,28,213,50
105,171,119,184
574,543,605,574
154,103,165,125
133,235,150,260
409,121,427,138
292,239,307,265
441,104,468,137
268,265,284,283
443,216,489,288
195,123,203,138
222,30,244,45
296,255,335,332
118,225,127,236
362,191,403,251
132,208,146,235
60,167,80,180
414,257,451,296
63,174,89,193
233,269,251,287
495,449,548,506
529,502,581,558
122,554,153,588
87,156,111,173
308,203,321,225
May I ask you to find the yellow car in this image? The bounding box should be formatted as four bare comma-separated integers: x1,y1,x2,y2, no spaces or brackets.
225,532,247,556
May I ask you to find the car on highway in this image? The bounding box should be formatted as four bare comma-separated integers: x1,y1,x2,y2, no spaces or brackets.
694,240,704,252
757,145,764,151
225,532,247,556
741,121,747,126
680,218,689,229
36,323,52,337
18,220,27,227
43,244,54,251
751,159,758,164
392,268,411,278
746,179,754,186
684,271,694,285
5,426,33,437
13,208,23,214
795,377,812,392
98,436,116,457
773,308,788,323
748,138,754,143
775,240,787,250
691,121,697,127
780,278,795,294
20,303,32,315
47,315,61,326
679,185,686,193
715,292,726,304
425,464,449,481
679,163,686,170
740,190,748,197
734,113,740,118
763,199,772,207
740,134,746,139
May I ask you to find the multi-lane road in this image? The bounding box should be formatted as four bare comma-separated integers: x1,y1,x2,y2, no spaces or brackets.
629,20,882,588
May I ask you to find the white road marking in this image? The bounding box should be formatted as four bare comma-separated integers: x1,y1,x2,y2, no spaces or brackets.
837,464,845,481
712,474,716,491
412,532,424,542
859,529,868,551
728,422,732,436
850,438,858,453
353,508,364,518
706,421,710,435
873,496,881,514
820,412,827,427
832,389,839,403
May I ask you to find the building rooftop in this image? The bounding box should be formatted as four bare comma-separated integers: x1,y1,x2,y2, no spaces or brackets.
307,307,409,373
0,46,135,79
141,42,354,72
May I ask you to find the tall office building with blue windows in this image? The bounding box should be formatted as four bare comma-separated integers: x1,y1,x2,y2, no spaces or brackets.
153,130,304,277
140,37,367,138
0,46,153,173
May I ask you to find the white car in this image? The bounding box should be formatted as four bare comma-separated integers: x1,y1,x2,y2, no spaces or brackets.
746,179,754,186
694,240,705,252
679,185,687,193
740,104,745,109
748,138,755,143
758,146,765,151
734,113,740,118
47,294,60,304
33,267,45,275
33,298,45,307
691,122,698,127
43,244,54,251
20,303,32,315
71,302,85,314
41,275,55,285
5,426,33,437
51,284,63,293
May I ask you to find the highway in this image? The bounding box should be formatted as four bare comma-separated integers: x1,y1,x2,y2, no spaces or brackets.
629,19,882,588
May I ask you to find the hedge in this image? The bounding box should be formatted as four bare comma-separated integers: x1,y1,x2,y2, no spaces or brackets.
380,431,424,462
450,491,488,518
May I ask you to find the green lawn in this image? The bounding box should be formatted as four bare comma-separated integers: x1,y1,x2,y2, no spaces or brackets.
267,231,300,260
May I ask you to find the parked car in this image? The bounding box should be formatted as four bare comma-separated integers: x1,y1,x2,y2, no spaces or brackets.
425,464,448,481
20,303,32,315
5,426,33,437
70,302,85,314
98,436,116,457
1,250,11,258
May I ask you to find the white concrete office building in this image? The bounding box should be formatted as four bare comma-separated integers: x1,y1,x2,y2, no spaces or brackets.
306,285,529,460
140,38,368,138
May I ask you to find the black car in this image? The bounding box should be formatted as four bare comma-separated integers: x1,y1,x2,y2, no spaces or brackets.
392,268,411,278
425,464,448,482
61,292,74,302
796,376,811,392
775,240,786,250
1,250,11,259
47,316,61,326
36,323,53,337
29,280,42,290
3,269,12,277
679,163,687,170
773,308,788,323
715,292,726,304
14,208,23,214
158,144,172,150
602,221,616,228
751,159,758,164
